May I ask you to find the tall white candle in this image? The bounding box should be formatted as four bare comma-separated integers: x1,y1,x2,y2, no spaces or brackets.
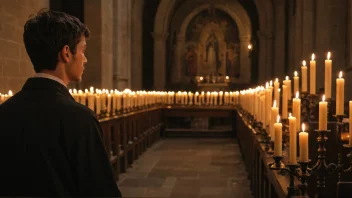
274,115,282,156
283,76,292,99
293,71,299,95
325,52,332,98
319,95,328,130
292,92,301,132
310,54,316,94
336,71,345,115
301,60,308,93
282,85,288,119
288,114,297,164
299,124,309,162
271,100,279,140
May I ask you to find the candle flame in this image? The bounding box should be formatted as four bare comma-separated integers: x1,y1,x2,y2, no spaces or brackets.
302,60,306,66
273,100,276,108
302,123,305,132
294,71,298,77
289,113,292,117
278,88,281,92
327,52,331,60
275,78,278,82
322,95,325,102
339,71,343,78
286,76,289,80
277,115,280,123
266,82,269,89
311,53,315,61
270,80,273,86
296,91,299,99
248,44,252,50
8,90,13,96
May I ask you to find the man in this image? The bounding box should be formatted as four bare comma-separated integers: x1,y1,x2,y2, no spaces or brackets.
0,10,122,197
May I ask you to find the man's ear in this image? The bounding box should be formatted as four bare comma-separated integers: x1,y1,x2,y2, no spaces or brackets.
59,45,70,63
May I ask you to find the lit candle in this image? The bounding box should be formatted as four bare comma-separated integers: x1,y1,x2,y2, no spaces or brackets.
282,85,288,119
310,54,316,94
336,71,345,115
283,76,292,99
319,95,328,130
292,92,301,132
271,100,279,140
301,60,308,93
293,71,299,95
274,115,282,156
274,78,280,110
288,114,297,164
349,101,352,146
299,124,309,162
325,52,332,98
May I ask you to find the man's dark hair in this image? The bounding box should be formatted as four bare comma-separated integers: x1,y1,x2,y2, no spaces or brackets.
23,9,90,73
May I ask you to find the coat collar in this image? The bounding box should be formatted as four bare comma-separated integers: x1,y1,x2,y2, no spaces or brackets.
22,78,75,101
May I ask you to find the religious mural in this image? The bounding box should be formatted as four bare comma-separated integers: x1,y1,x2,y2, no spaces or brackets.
183,9,240,78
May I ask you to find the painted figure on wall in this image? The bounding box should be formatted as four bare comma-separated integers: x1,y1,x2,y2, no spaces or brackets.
205,31,221,74
226,43,240,78
184,45,198,76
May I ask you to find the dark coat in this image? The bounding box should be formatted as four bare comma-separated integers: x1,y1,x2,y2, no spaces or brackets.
0,77,122,197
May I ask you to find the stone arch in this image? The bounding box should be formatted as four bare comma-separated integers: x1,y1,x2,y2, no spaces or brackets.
175,3,252,83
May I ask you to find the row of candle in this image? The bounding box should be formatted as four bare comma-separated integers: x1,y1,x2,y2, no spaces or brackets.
239,51,352,165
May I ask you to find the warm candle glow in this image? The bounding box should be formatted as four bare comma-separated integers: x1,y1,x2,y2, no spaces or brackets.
273,100,276,108
296,91,299,99
200,76,203,81
270,80,273,86
278,88,281,92
277,115,280,123
294,71,298,77
339,71,343,78
327,52,331,60
322,95,325,102
8,90,13,96
225,76,229,80
289,113,292,117
248,44,252,50
286,76,289,80
275,78,278,82
302,123,305,132
302,60,306,66
311,53,315,61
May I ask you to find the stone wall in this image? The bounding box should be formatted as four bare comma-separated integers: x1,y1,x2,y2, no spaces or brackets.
0,0,49,93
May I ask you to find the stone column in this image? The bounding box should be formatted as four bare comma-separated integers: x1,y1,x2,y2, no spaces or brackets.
171,34,185,84
152,32,169,90
101,0,114,89
257,31,267,83
239,36,251,83
273,0,286,79
83,0,103,89
115,0,132,90
131,0,143,90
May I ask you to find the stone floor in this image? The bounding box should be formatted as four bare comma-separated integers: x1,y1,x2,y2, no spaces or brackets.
117,138,253,198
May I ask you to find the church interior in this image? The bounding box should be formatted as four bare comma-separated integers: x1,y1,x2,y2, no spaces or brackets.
1,0,352,197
